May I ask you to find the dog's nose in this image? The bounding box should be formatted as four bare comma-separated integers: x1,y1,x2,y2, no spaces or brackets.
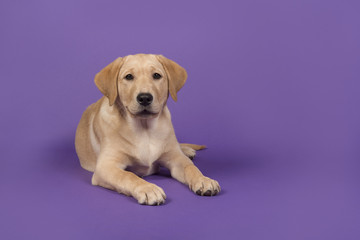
137,93,153,106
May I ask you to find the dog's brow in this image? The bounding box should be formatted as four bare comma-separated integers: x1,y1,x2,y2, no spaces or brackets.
149,65,164,73
122,67,135,74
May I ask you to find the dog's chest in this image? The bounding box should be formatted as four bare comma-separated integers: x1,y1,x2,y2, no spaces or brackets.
128,130,166,173
134,137,163,163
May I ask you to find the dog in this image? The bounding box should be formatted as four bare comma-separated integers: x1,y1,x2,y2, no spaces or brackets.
75,54,220,205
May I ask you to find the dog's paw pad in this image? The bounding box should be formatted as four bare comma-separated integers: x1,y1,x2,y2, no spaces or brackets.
203,190,212,196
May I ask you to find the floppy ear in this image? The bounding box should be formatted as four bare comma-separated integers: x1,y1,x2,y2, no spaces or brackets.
156,55,187,102
94,57,124,106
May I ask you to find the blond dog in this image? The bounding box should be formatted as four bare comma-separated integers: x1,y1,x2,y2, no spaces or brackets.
75,54,220,205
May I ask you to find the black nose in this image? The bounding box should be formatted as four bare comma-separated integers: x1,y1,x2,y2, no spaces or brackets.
136,93,153,106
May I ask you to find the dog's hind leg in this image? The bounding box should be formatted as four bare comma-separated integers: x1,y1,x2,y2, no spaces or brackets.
180,143,206,160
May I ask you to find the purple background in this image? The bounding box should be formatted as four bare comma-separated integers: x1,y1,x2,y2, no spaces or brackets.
1,0,359,239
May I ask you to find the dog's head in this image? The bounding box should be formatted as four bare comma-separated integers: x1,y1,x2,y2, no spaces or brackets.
94,54,187,119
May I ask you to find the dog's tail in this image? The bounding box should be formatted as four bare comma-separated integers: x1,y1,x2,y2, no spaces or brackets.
180,143,207,150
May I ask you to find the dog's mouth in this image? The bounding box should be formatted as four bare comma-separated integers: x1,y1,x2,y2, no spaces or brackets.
127,107,159,119
135,109,158,118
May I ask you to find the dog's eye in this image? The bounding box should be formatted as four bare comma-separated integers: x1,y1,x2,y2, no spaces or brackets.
153,73,162,80
124,74,134,80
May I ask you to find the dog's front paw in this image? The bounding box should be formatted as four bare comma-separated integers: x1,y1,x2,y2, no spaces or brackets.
133,183,166,205
189,176,221,196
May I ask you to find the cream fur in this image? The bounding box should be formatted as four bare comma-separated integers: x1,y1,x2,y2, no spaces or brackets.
75,54,220,205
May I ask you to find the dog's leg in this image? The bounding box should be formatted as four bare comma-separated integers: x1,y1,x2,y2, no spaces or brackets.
92,152,166,205
180,143,206,160
161,150,220,196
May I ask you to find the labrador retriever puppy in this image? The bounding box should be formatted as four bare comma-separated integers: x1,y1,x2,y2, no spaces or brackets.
75,54,220,205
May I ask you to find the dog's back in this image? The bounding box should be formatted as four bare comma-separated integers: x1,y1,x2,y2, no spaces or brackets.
75,99,103,172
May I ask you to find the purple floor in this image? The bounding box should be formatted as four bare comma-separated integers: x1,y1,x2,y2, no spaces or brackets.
1,1,359,239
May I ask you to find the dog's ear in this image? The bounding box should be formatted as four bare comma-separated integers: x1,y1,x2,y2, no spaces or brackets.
94,57,124,106
156,55,187,102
